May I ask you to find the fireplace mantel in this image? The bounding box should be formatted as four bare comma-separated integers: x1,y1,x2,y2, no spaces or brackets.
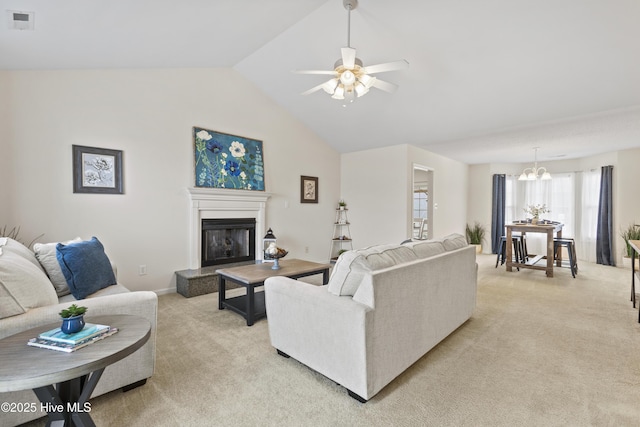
187,188,271,269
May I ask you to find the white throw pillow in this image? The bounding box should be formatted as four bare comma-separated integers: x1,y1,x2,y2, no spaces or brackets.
34,237,82,297
0,239,58,319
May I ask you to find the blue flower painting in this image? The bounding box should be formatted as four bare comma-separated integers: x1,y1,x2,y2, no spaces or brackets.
193,127,265,191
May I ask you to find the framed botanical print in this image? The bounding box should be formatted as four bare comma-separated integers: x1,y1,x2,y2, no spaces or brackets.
72,145,123,194
193,127,265,191
300,176,318,203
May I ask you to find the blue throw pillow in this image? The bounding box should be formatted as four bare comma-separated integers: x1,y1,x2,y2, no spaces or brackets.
56,237,116,300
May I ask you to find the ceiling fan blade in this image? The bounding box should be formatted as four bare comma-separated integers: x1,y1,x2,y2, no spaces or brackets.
363,59,409,74
372,79,399,93
341,47,356,69
292,70,337,75
301,83,326,96
301,79,336,96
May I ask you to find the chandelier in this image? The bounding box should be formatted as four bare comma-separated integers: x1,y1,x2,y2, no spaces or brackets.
518,147,551,181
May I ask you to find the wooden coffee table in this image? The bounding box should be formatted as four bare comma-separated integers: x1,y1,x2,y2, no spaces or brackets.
217,259,331,326
0,314,150,427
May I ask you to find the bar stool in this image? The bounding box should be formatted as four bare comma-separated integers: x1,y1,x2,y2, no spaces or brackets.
553,237,578,278
495,235,525,269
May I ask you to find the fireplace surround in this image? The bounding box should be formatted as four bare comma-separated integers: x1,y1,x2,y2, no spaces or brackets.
187,188,270,270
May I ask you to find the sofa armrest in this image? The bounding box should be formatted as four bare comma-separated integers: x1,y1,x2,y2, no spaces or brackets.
0,291,158,340
264,276,371,398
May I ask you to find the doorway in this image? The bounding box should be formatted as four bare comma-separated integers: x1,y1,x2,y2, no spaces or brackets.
412,164,433,240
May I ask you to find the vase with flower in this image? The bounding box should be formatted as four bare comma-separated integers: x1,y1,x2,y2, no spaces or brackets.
524,204,550,225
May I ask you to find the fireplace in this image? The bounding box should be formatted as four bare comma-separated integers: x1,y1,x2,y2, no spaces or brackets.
187,187,270,270
201,218,256,267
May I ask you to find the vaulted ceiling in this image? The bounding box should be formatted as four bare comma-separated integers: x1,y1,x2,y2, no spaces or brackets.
2,0,640,164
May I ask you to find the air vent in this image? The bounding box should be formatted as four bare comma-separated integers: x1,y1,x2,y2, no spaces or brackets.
7,10,35,30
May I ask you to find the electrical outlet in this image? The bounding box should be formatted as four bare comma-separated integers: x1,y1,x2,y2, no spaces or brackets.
138,265,147,276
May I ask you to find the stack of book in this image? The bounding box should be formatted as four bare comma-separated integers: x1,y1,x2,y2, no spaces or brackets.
28,323,118,353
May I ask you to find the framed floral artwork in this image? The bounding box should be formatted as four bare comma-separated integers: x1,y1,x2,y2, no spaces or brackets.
193,127,265,191
72,145,123,194
300,176,318,203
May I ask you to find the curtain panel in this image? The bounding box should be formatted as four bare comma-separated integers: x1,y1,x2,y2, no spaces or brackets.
596,165,615,266
491,174,506,254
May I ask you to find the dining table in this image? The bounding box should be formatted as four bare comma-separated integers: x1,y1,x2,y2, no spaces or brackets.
505,221,564,277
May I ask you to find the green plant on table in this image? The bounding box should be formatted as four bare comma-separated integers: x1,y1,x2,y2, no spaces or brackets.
465,222,486,245
620,223,640,257
59,304,88,318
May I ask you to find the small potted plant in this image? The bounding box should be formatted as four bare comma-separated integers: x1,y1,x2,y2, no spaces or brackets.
59,304,88,334
338,199,347,210
465,222,486,254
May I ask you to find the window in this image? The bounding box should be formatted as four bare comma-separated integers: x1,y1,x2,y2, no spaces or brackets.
413,190,428,219
505,171,599,261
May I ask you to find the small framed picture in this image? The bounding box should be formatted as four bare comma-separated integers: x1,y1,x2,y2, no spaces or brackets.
73,145,123,194
300,176,318,204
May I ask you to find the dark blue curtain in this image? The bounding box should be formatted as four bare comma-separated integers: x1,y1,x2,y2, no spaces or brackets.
491,174,506,254
596,165,615,266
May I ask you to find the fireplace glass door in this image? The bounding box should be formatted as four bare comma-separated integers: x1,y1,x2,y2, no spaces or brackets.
201,218,256,267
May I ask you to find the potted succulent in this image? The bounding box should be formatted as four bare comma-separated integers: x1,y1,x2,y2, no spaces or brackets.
338,199,347,210
465,222,486,254
59,304,88,334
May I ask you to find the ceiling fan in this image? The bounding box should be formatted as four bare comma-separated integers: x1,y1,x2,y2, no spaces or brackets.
294,0,409,105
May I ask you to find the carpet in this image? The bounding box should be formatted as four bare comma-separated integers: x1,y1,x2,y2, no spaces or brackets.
22,254,640,426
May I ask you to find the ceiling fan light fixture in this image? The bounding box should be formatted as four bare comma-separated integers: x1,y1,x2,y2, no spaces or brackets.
354,81,369,97
295,0,407,103
340,70,356,86
359,74,376,88
322,78,339,94
331,85,345,100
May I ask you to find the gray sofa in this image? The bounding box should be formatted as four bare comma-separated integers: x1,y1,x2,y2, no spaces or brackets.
264,234,477,402
0,237,157,426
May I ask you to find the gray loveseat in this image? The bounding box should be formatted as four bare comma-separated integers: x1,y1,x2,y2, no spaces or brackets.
264,234,477,402
0,237,157,426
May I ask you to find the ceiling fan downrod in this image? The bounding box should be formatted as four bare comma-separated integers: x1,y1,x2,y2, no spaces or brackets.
344,0,358,48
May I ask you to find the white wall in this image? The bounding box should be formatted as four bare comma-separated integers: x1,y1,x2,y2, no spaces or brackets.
341,145,409,248
0,71,11,224
340,144,469,249
3,68,341,293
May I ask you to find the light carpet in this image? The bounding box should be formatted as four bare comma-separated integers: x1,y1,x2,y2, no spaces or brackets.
22,255,640,426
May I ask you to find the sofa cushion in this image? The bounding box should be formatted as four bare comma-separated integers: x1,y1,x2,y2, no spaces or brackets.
58,284,130,303
34,237,82,297
0,238,58,319
328,244,417,296
402,240,446,258
440,233,468,251
56,237,117,300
